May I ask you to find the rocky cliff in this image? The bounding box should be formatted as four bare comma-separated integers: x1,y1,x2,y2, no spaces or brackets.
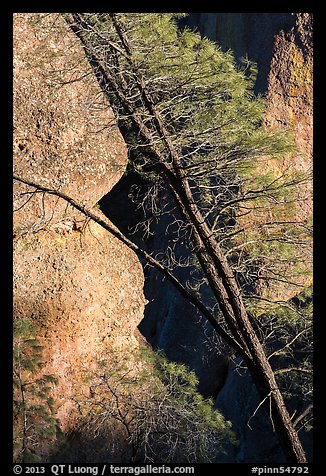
13,14,127,233
265,13,312,220
13,13,146,460
101,12,313,462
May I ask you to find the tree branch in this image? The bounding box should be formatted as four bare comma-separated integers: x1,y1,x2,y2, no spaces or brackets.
13,174,250,361
275,368,312,376
267,327,312,360
292,404,313,429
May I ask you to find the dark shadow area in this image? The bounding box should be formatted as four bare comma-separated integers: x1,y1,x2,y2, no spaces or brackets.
179,13,296,95
48,428,132,463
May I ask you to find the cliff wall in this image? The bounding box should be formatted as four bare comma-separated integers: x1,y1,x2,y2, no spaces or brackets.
13,13,146,460
182,13,296,94
13,12,313,463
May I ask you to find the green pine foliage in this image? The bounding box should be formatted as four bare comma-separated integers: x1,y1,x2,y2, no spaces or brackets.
77,13,311,307
149,350,236,462
13,318,60,463
68,347,236,463
112,13,284,162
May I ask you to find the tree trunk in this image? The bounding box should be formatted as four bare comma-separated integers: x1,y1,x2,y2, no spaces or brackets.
189,219,307,462
249,360,308,463
64,13,308,463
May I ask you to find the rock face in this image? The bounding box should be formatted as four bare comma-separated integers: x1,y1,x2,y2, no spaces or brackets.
13,12,313,463
14,13,127,234
103,13,313,462
14,221,145,429
13,13,146,458
264,13,313,221
182,13,296,94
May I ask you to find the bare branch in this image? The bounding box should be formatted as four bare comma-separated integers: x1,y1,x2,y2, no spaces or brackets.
268,327,312,360
275,368,312,376
13,174,249,360
292,404,313,429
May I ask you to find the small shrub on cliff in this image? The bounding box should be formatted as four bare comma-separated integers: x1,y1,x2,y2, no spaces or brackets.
13,318,59,463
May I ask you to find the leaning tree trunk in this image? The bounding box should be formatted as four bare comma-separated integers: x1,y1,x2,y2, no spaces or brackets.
64,13,307,463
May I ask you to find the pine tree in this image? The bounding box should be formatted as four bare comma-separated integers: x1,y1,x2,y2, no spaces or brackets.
62,13,311,462
70,348,235,463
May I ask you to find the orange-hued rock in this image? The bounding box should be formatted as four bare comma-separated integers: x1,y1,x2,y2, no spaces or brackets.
264,13,313,219
13,218,146,431
13,13,127,234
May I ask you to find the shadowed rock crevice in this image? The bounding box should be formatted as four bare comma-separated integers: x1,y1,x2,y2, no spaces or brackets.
98,12,313,462
99,173,230,399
